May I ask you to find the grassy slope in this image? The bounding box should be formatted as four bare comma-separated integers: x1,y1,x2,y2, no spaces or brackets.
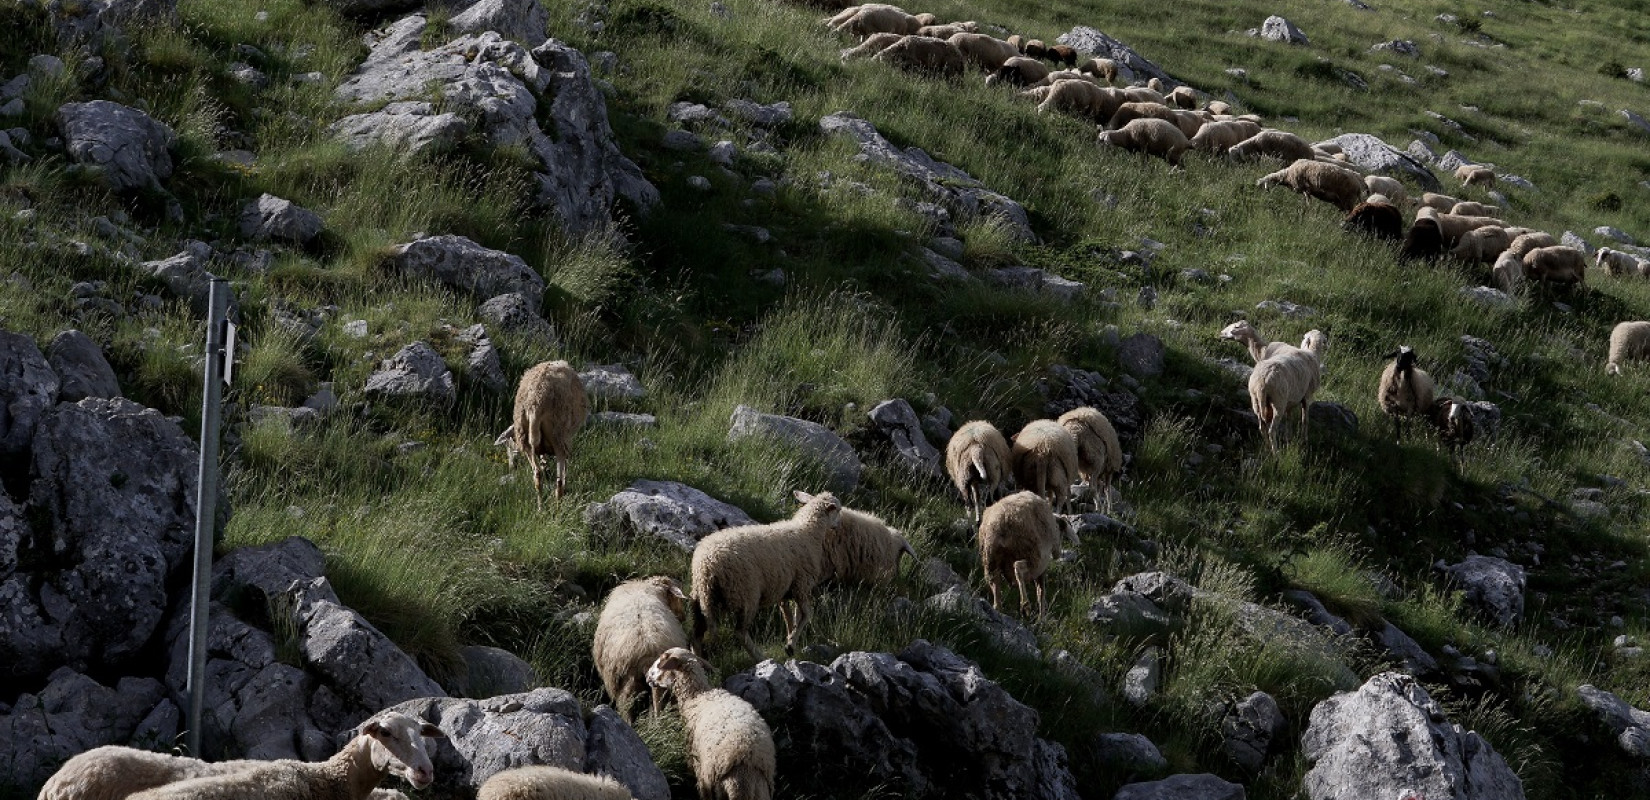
4,0,1650,796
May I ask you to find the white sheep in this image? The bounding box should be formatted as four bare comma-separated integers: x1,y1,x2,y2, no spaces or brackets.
1121,86,1164,104
946,420,1012,524
1238,328,1326,451
1096,117,1191,166
977,490,1078,617
800,494,917,584
915,21,976,38
840,31,903,59
1217,319,1304,363
1505,231,1557,260
594,575,690,721
646,648,775,800
1455,164,1495,187
947,32,1019,71
1228,130,1315,163
1189,119,1261,154
827,4,920,38
1078,57,1119,84
689,490,842,658
1596,247,1648,277
1492,250,1524,293
1165,85,1199,109
477,766,634,800
1451,225,1511,264
1449,200,1499,217
1419,192,1460,212
511,360,589,508
1257,159,1367,212
39,748,246,800
1377,346,1435,442
1010,419,1080,511
1523,245,1587,289
125,712,445,800
873,35,966,74
1206,100,1233,115
1364,175,1408,207
985,56,1050,87
1034,80,1125,122
1027,68,1090,88
1607,322,1650,375
1056,406,1122,513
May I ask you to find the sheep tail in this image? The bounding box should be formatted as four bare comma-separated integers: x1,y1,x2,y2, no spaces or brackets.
968,445,989,482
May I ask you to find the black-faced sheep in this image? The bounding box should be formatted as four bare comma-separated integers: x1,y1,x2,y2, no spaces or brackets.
689,490,842,658
1343,200,1404,241
1011,419,1080,511
1377,346,1435,442
1607,322,1650,375
1455,164,1495,188
1057,406,1122,513
874,35,966,74
1415,207,1506,246
1597,247,1649,277
1189,119,1262,154
594,575,690,721
986,56,1050,87
1257,159,1367,212
1523,245,1587,289
512,360,590,508
647,648,776,800
1096,117,1191,166
977,490,1078,617
477,767,635,800
946,420,1012,524
1079,57,1119,84
1022,38,1046,58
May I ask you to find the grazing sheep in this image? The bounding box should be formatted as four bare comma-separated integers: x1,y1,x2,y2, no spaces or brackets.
827,4,920,38
1607,322,1650,375
805,496,918,584
1506,231,1557,260
1451,225,1512,264
1007,33,1024,51
1455,164,1495,188
1428,396,1475,456
986,56,1051,87
874,35,966,74
1035,79,1125,121
1165,85,1198,109
1027,68,1090,88
1057,406,1122,513
1596,247,1648,277
1419,192,1460,212
840,31,903,59
125,713,445,800
1044,44,1078,67
977,490,1078,617
1011,419,1080,511
1228,129,1315,163
477,767,633,800
1079,57,1119,84
1107,101,1180,130
1343,200,1404,241
1257,159,1368,211
1377,346,1435,443
1400,217,1448,261
1189,119,1263,154
39,748,248,800
513,360,589,508
1205,100,1233,115
1523,245,1588,289
593,576,690,721
917,21,976,38
1449,201,1499,217
1492,251,1524,292
1097,117,1191,166
647,648,775,800
946,420,1012,524
1022,38,1046,58
912,11,937,25
948,32,1019,71
1415,207,1506,245
1364,175,1408,207
1245,330,1327,451
1120,86,1165,104
689,490,842,658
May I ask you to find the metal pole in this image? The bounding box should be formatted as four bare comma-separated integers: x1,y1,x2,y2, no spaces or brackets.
186,278,230,757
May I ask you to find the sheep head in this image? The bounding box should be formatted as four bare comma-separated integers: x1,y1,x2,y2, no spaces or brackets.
360,711,444,789
792,490,844,530
1217,320,1259,343
649,575,690,620
647,647,711,700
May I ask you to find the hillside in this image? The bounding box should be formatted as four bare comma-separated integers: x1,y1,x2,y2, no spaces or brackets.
3,0,1650,797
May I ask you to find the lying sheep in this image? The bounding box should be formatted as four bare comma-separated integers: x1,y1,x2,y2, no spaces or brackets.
1506,231,1557,260
841,31,903,59
689,490,842,658
1415,206,1506,246
946,420,1011,524
1451,225,1511,264
1596,247,1649,277
1058,406,1122,513
916,20,976,38
594,575,690,721
1364,175,1408,207
1523,245,1587,289
1228,129,1315,163
874,35,966,74
977,490,1078,617
1257,159,1367,212
39,748,247,800
1165,85,1198,109
949,32,1018,71
647,648,775,800
1343,200,1404,241
126,713,445,800
477,767,634,800
1492,251,1523,292
1245,329,1326,451
1449,200,1499,217
1377,346,1434,443
1079,57,1119,84
986,56,1050,87
1011,419,1080,511
1607,322,1650,375
1455,164,1495,187
513,360,589,508
1034,79,1124,121
1419,192,1460,212
1097,117,1191,166
1189,119,1262,154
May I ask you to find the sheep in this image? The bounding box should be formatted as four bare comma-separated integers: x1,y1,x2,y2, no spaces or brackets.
1451,226,1511,264
916,21,976,38
1400,217,1447,261
1027,68,1090,88
1057,406,1122,513
1043,44,1078,67
1007,34,1024,51
874,35,966,74
1257,159,1367,212
38,748,249,800
688,490,842,658
1415,207,1507,245
840,31,903,59
807,496,918,584
1011,419,1080,511
1096,117,1191,166
1228,129,1315,163
1120,86,1165,105
1343,200,1404,241
1217,319,1303,363
1492,250,1524,292
946,420,1012,524
1107,101,1181,131
1449,200,1499,217
1427,396,1475,456
1165,85,1198,109
1505,231,1557,260
985,56,1050,87
646,648,775,800
1377,346,1435,443
1364,175,1408,206
1419,192,1460,212
125,712,445,800
1245,330,1326,451
1455,164,1495,187
1596,247,1647,277
1079,57,1118,84
510,361,589,508
1205,100,1233,115
976,490,1078,617
1523,245,1587,289
1022,38,1046,58
477,767,634,800
948,32,1018,71
594,575,691,721
1606,322,1650,375
1189,119,1262,154
912,11,936,25
1035,79,1124,122
1146,77,1165,93
827,4,920,38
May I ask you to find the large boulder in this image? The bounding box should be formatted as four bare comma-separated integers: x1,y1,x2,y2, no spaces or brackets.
1317,133,1442,191
0,668,178,789
46,0,178,47
477,293,558,346
1221,691,1285,774
449,0,549,45
239,194,324,245
330,101,469,155
728,405,862,492
1056,26,1177,86
1302,672,1525,800
867,398,942,478
1259,16,1309,45
1114,774,1245,800
364,341,457,409
1441,555,1525,628
583,479,756,551
46,330,120,402
56,101,176,192
390,235,545,313
578,364,645,401
289,575,448,725
1576,684,1650,758
0,330,59,457
2,398,197,680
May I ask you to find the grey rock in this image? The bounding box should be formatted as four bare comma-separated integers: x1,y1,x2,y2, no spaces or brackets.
384,689,587,792
1057,26,1174,85
728,404,862,492
343,319,368,338
1595,225,1636,245
1094,732,1167,773
1259,15,1308,45
820,112,1034,242
1318,133,1441,190
1087,591,1173,637
455,645,539,698
142,242,227,317
56,101,176,192
1458,286,1517,310
724,99,793,127
1282,590,1353,637
1115,774,1245,800
330,101,469,155
1375,619,1440,674
239,193,323,244
1255,299,1315,318
530,39,660,223
1371,39,1419,57
0,668,175,788
1407,138,1438,164
579,364,645,400
47,0,178,49
1117,333,1165,378
1442,555,1525,627
1222,691,1284,774
1436,149,1480,172
983,266,1083,300
584,705,670,800
1562,230,1593,255
449,0,550,45
687,175,712,191
584,479,755,551
920,248,971,281
867,398,942,478
477,293,559,346
0,491,22,578
0,330,59,455
228,62,268,88
708,139,737,166
1576,684,1650,758
457,324,506,393
1631,67,1645,82
589,411,656,428
6,398,197,678
668,102,730,127
1124,647,1160,706
391,235,545,312
923,585,1040,659
210,534,326,603
1303,672,1525,800
1308,401,1358,438
290,575,447,722
0,129,28,164
1499,173,1535,190
363,341,457,408
1623,110,1650,135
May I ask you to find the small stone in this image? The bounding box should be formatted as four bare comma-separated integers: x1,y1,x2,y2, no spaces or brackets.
687,175,712,191
343,320,368,338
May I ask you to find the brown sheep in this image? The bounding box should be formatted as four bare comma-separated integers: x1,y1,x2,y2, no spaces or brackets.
1400,217,1447,262
977,491,1078,617
1079,57,1119,84
1343,201,1404,241
1096,117,1191,166
1165,85,1199,109
874,35,966,74
1257,159,1368,212
1044,44,1078,67
512,361,589,508
1023,38,1046,58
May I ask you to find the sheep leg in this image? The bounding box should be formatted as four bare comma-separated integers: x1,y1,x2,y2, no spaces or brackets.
531,455,546,511
1299,402,1311,448
785,597,812,657
987,574,1002,611
1013,560,1033,618
554,453,568,500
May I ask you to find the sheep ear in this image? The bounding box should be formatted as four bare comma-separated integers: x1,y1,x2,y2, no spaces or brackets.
793,490,815,504
362,721,384,737
669,583,690,601
420,723,445,739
